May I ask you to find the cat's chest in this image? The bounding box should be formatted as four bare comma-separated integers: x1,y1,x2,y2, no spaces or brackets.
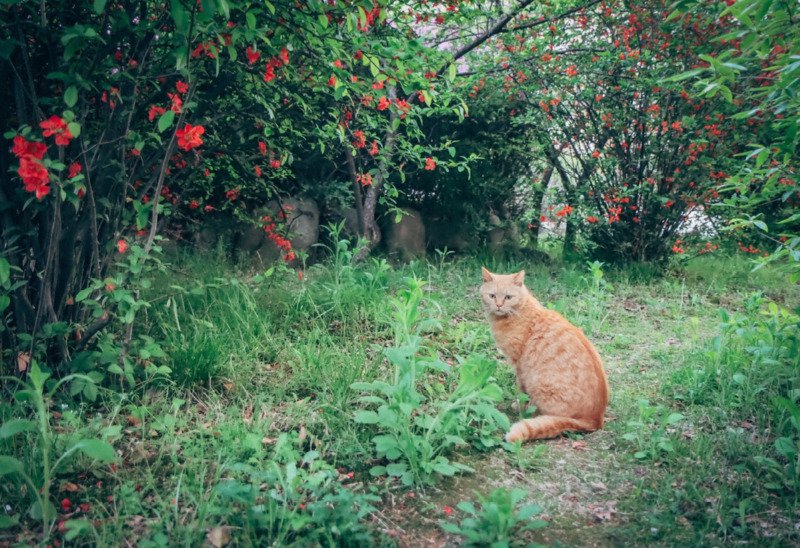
489,319,531,363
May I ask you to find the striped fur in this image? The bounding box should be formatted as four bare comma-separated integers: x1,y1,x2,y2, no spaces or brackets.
481,268,609,443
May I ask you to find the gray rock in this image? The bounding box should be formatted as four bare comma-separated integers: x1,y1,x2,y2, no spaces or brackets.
385,208,426,261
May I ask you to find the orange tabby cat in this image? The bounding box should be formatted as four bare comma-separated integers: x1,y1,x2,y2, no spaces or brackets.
480,268,609,442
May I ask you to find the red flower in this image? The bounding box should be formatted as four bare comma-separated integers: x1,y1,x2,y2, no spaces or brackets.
424,157,436,171
245,46,260,65
333,59,344,68
327,75,337,87
443,506,453,516
377,97,390,111
555,205,573,217
264,64,276,82
352,130,366,149
116,239,128,254
586,216,598,223
18,157,50,200
204,204,215,213
175,81,188,94
12,136,47,160
258,141,267,155
592,150,600,159
68,162,82,178
176,124,205,151
269,159,281,169
356,173,373,187
254,165,262,177
168,93,183,113
226,188,240,201
279,47,290,65
40,116,73,146
61,498,72,512
131,148,141,156
148,105,166,122
395,99,411,118
369,141,379,156
372,80,385,90
189,199,200,210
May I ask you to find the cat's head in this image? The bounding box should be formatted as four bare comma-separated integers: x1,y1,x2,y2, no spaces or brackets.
480,267,527,317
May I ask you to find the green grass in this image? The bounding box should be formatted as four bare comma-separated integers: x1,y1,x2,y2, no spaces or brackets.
2,249,799,546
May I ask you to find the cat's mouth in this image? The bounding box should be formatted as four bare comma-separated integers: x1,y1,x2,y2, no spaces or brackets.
489,308,510,317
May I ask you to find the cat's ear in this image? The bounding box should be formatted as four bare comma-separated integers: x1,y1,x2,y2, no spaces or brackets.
512,270,525,286
481,267,494,282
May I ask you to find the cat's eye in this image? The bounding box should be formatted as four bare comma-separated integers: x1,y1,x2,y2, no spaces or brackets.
504,295,512,300
489,293,495,299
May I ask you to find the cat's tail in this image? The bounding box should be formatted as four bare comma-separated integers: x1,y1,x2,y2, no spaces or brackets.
505,415,600,443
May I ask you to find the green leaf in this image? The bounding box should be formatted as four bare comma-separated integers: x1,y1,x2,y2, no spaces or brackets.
73,439,116,462
369,465,386,476
0,257,9,285
386,462,408,476
64,85,78,108
158,110,175,133
0,419,37,439
67,121,81,138
75,286,94,302
665,413,684,425
0,456,24,476
354,410,379,424
217,0,230,19
246,12,256,29
447,63,456,82
775,437,796,457
0,514,19,529
64,519,92,541
170,0,189,34
432,461,458,476
93,0,107,14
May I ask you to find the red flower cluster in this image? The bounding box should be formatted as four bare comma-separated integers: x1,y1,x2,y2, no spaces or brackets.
424,157,436,171
356,173,373,187
246,46,260,65
12,136,50,200
176,124,205,151
352,130,366,149
261,215,295,262
555,205,573,217
40,115,73,147
148,105,166,122
263,47,290,83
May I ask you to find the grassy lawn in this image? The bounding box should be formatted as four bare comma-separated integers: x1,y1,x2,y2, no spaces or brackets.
3,247,799,546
